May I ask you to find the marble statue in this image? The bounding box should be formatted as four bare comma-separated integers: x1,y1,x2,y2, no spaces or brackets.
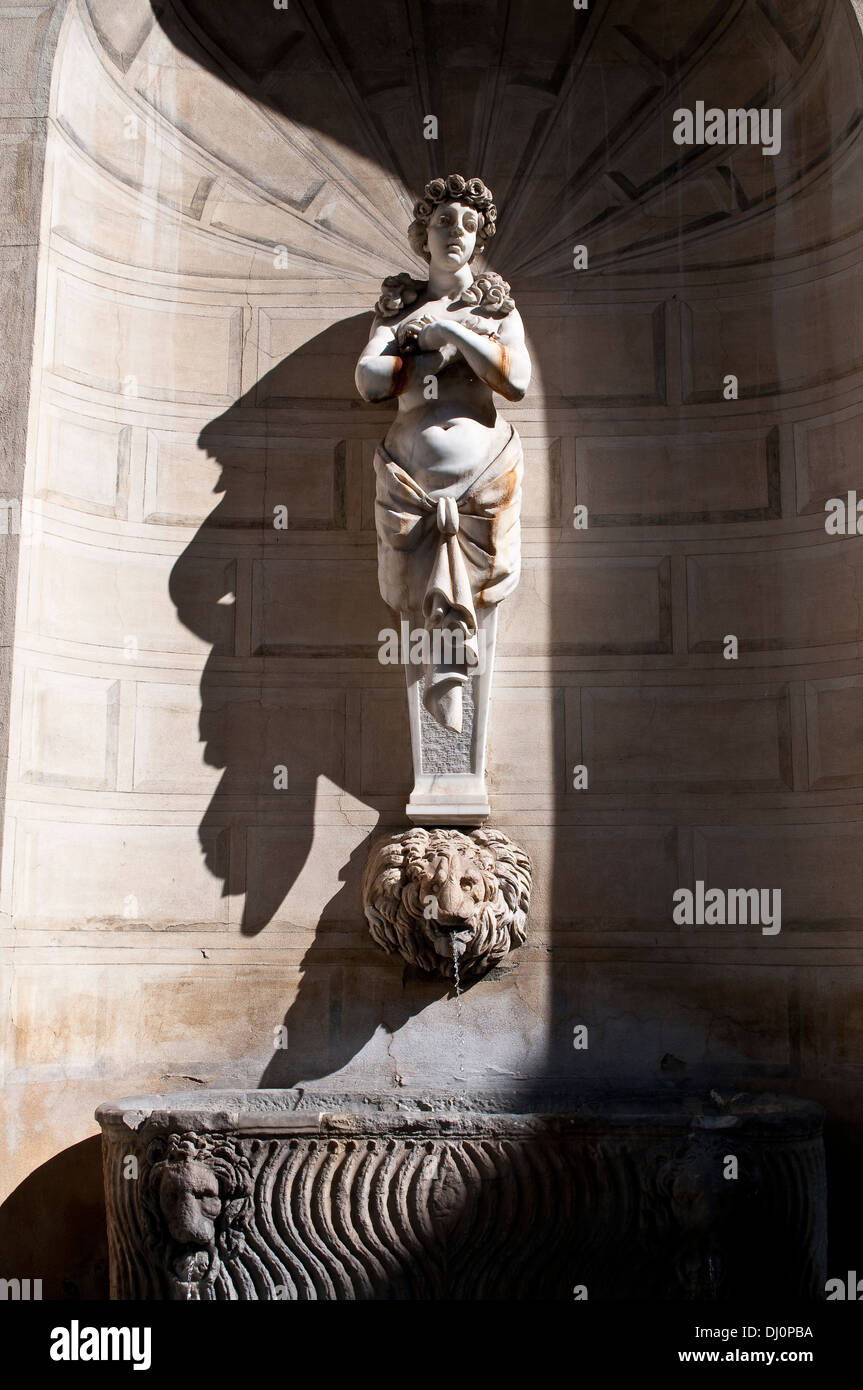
356,174,531,823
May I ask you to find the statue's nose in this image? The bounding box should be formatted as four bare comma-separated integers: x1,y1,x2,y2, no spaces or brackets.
437,871,464,919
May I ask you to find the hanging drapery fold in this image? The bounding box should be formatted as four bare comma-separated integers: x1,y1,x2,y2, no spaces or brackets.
373,426,523,731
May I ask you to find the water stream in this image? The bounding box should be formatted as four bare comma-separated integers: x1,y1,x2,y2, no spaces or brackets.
451,934,466,1094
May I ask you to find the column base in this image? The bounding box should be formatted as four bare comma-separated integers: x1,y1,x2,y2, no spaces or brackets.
406,774,490,825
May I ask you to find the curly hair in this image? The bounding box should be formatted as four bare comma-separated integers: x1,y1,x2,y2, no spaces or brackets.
408,173,497,264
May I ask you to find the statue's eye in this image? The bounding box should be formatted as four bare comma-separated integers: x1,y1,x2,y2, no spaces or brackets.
460,877,475,891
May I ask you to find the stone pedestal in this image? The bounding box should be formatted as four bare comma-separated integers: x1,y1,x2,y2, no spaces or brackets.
405,608,497,824
97,1090,826,1301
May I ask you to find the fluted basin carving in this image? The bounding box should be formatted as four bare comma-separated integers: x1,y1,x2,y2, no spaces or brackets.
97,1090,826,1301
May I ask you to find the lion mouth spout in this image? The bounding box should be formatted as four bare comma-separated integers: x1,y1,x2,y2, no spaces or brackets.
433,924,473,953
433,912,475,931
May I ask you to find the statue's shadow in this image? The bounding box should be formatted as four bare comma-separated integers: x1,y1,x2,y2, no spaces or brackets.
169,316,448,1086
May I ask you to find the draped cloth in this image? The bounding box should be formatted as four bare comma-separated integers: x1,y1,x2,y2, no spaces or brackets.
373,425,523,733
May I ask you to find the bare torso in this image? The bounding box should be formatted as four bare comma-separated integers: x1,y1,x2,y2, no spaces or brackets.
382,292,511,496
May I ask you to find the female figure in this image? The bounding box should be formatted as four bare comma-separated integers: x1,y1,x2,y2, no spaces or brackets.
356,174,530,817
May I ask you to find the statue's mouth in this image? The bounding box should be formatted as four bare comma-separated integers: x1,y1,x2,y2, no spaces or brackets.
431,916,475,935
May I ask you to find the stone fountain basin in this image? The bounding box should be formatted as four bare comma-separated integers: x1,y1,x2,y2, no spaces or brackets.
97,1090,826,1301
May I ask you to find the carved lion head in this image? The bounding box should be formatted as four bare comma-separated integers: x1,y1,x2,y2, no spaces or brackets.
140,1132,254,1297
362,827,531,983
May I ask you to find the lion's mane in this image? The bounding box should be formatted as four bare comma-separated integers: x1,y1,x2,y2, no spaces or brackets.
362,827,531,983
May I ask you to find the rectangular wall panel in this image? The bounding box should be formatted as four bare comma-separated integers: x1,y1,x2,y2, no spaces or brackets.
687,544,863,651
580,683,793,791
50,271,243,403
576,428,779,524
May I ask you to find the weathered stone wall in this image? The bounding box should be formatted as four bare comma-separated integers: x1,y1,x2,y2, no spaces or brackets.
2,0,863,1297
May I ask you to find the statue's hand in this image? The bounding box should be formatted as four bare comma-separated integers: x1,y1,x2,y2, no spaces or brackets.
415,320,452,352
459,314,497,338
395,314,434,353
395,315,457,373
420,316,497,352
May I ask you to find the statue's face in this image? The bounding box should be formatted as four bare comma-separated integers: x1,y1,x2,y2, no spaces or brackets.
414,844,495,962
158,1160,221,1245
420,847,487,926
425,200,479,270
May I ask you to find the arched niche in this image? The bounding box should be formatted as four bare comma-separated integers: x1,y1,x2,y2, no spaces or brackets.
3,3,863,1283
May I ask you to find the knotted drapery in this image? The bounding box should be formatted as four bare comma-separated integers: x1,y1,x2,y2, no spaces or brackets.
373,426,523,732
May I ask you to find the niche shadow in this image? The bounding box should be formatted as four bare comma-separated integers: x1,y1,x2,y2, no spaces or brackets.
0,1137,108,1300
169,315,448,1083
